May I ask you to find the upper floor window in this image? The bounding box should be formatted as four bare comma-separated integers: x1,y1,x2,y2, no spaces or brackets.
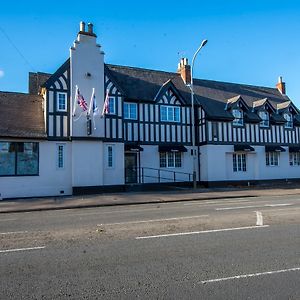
0,142,39,176
57,92,67,112
124,103,137,120
232,109,243,126
259,111,269,127
106,97,116,115
284,113,293,128
266,152,280,166
160,105,180,122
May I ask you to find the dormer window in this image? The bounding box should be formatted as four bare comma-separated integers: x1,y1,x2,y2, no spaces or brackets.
232,109,243,126
259,111,269,127
284,113,293,128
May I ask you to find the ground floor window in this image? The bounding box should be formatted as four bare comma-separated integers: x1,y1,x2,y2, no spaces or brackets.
289,152,300,166
105,144,115,168
57,144,65,169
233,153,246,172
160,152,182,168
0,142,39,176
266,152,279,166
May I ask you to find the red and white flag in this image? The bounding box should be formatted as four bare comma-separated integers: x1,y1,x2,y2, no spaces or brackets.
101,89,110,117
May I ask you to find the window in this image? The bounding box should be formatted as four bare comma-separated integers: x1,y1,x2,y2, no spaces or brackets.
212,122,218,139
284,113,293,128
232,153,246,172
124,103,137,120
289,152,300,166
160,152,182,168
0,142,38,176
106,145,114,168
107,97,116,115
57,92,67,112
266,152,280,166
232,109,243,126
57,144,65,169
259,111,269,127
160,106,180,122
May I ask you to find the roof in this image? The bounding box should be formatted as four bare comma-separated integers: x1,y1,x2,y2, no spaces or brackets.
0,92,46,139
106,64,292,120
29,72,51,94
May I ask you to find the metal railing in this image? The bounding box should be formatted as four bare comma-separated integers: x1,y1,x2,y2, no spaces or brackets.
140,167,193,184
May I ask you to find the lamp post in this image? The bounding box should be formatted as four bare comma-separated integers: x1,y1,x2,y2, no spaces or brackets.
189,39,208,189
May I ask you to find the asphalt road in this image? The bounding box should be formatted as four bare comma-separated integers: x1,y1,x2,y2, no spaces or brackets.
0,194,299,299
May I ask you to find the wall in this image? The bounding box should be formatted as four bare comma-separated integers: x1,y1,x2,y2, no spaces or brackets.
140,145,194,183
0,141,72,199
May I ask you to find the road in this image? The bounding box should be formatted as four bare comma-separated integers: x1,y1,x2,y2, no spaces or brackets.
0,194,299,299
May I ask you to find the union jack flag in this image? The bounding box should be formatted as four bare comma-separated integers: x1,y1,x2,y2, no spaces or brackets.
77,89,88,112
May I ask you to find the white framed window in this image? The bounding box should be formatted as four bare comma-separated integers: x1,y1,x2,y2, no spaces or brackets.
107,97,116,115
57,92,67,112
124,102,137,120
289,152,300,166
56,144,65,169
160,106,180,122
232,109,243,126
160,152,182,168
259,111,269,127
266,152,280,166
105,144,115,168
233,153,246,172
284,113,293,128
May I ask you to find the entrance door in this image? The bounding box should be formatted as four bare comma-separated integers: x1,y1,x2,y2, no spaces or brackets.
125,152,138,184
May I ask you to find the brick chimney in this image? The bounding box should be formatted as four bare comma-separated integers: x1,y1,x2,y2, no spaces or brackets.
177,58,191,85
276,76,286,95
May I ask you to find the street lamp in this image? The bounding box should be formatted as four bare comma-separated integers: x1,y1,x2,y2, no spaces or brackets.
188,39,208,189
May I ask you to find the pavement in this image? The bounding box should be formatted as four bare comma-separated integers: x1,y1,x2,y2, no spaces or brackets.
1,183,300,214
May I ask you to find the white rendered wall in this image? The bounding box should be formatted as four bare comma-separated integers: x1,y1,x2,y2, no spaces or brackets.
200,145,300,182
70,31,105,138
140,145,194,183
0,141,72,199
103,143,124,185
72,141,103,187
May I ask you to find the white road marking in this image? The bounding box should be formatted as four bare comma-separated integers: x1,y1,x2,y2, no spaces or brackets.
98,214,209,226
0,231,28,235
216,203,293,211
0,246,45,254
255,211,263,226
183,199,252,206
267,203,293,207
136,225,269,240
201,267,300,284
0,218,16,222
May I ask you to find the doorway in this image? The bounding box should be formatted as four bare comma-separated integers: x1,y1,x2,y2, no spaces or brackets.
125,152,138,184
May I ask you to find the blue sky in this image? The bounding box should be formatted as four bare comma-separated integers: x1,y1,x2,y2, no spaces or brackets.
1,0,300,105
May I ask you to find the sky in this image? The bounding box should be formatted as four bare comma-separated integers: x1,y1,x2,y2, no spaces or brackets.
0,0,300,105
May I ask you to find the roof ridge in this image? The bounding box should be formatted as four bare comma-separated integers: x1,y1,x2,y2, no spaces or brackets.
0,91,31,95
106,63,179,76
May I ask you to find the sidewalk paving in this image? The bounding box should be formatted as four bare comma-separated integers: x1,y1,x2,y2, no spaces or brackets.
0,185,300,214
1,183,300,214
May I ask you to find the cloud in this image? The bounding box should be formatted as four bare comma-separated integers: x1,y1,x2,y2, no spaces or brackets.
0,70,4,78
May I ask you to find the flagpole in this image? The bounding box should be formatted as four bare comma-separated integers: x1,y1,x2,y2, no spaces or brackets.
72,85,79,116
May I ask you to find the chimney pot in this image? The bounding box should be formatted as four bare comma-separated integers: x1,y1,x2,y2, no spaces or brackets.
88,23,94,34
80,21,86,32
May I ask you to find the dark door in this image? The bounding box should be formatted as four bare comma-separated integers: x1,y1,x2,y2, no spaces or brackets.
125,153,138,184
